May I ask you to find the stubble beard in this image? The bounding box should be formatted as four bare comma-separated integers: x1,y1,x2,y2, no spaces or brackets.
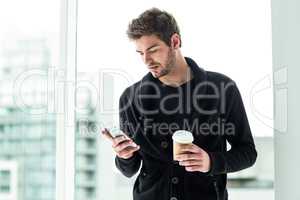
153,48,176,79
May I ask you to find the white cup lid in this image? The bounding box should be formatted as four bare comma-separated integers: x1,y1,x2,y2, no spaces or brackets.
172,130,194,144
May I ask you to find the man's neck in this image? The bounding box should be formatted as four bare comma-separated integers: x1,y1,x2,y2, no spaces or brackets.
159,56,193,87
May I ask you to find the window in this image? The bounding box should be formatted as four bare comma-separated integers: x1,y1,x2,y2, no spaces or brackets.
0,1,60,200
76,0,273,200
1,0,274,199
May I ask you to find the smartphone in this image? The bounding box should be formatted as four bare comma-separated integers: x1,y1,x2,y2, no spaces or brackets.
109,126,125,138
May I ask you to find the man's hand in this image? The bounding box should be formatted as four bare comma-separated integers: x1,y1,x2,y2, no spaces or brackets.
101,128,140,159
174,144,211,173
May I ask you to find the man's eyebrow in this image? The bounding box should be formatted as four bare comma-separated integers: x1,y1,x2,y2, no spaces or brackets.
136,44,159,53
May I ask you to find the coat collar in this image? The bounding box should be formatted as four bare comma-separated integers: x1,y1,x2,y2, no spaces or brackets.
135,57,208,117
140,57,207,93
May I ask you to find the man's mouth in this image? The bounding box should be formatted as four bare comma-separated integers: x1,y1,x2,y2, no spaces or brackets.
148,65,158,70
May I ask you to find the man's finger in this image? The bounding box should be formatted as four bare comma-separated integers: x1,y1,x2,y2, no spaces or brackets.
185,165,203,172
179,159,202,167
114,140,137,152
112,135,130,147
180,144,202,154
118,146,140,158
101,128,114,142
175,153,202,161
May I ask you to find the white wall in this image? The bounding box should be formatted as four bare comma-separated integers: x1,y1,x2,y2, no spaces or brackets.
271,0,300,199
77,0,273,137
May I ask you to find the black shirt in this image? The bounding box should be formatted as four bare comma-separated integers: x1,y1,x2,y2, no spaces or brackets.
116,57,257,200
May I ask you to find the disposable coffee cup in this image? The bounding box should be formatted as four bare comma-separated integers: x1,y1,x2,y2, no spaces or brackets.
172,130,194,160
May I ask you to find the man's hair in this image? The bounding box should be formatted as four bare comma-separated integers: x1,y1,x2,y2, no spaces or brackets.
127,8,182,47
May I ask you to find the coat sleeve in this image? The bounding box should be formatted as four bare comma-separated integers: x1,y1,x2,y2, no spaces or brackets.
115,87,142,178
208,82,257,175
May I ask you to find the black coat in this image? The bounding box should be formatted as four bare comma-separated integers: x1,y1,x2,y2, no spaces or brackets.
116,57,257,200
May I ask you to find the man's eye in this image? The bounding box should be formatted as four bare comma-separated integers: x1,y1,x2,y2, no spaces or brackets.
148,49,157,53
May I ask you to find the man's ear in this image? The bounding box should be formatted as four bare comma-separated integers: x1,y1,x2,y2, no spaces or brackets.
170,33,181,49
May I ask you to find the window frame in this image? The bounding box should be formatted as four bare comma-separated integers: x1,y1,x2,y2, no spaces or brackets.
56,0,77,200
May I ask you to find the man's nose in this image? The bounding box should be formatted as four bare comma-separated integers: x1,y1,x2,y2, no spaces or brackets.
142,53,152,65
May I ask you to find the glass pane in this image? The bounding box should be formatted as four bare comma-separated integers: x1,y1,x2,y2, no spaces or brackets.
0,1,60,200
76,1,273,200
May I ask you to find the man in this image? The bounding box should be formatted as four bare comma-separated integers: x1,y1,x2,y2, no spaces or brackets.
102,8,257,200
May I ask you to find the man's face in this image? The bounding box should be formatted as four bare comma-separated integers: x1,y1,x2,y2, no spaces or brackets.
135,35,176,78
